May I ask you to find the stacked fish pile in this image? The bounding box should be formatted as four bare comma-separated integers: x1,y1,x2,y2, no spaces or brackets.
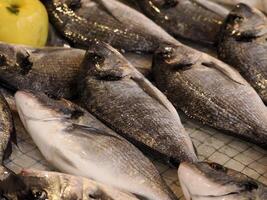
0,0,266,199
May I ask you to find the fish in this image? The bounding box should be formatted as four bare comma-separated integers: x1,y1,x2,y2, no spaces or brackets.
41,0,166,53
15,90,177,200
152,43,267,148
130,0,229,45
0,42,85,99
3,169,139,200
78,41,197,165
217,3,267,103
209,0,267,14
0,90,24,196
0,87,16,112
178,162,267,200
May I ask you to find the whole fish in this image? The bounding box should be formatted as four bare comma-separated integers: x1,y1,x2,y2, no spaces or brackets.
218,3,267,103
0,42,85,99
178,162,267,200
3,169,139,200
152,43,267,148
209,0,267,14
131,0,229,45
15,90,177,200
41,0,166,53
79,41,197,165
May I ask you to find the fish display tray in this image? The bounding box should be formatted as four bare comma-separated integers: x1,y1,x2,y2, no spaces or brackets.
5,112,267,199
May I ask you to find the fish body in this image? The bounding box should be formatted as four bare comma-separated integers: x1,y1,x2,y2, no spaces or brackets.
15,90,177,200
41,0,162,53
132,0,228,45
0,42,85,99
178,162,267,200
218,3,267,103
209,0,267,14
79,41,197,165
152,44,267,148
3,169,139,200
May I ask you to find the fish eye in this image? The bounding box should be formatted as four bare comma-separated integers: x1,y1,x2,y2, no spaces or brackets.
0,54,7,66
157,46,175,60
242,181,258,191
31,189,48,200
208,163,227,172
86,52,105,67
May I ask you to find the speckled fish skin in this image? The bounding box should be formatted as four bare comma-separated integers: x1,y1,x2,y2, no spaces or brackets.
132,0,228,45
0,92,14,163
178,162,267,200
0,91,24,198
41,0,160,53
209,0,267,14
3,169,140,200
218,3,267,104
0,42,85,99
152,44,267,148
15,90,177,200
79,41,197,165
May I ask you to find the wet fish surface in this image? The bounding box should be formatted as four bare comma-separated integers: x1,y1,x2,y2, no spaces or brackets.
15,90,177,200
218,3,267,103
130,0,228,45
178,162,267,200
41,0,166,53
3,169,140,200
0,90,24,197
209,0,267,14
0,42,85,99
79,41,197,165
152,43,267,148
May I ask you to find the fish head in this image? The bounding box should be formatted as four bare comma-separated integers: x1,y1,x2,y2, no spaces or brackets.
153,44,200,70
82,41,132,81
4,170,81,200
224,3,267,39
0,43,33,89
15,90,89,127
178,162,267,200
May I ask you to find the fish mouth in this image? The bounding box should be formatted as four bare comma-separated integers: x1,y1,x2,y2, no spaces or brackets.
178,163,243,200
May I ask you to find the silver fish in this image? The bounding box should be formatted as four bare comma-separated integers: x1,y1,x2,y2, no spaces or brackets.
152,43,267,148
178,162,267,200
0,42,85,99
218,3,267,103
15,90,177,200
3,169,139,200
79,41,197,165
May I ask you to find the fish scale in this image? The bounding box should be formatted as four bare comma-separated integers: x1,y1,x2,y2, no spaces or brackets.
42,0,160,52
79,42,197,164
15,90,178,200
153,45,267,148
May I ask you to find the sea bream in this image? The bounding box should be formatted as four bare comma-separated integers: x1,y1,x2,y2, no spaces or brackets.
41,0,173,53
0,91,24,196
152,43,267,148
178,162,267,200
15,90,177,200
129,0,229,45
209,0,267,14
0,42,85,99
218,3,267,103
78,41,197,165
2,169,140,200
